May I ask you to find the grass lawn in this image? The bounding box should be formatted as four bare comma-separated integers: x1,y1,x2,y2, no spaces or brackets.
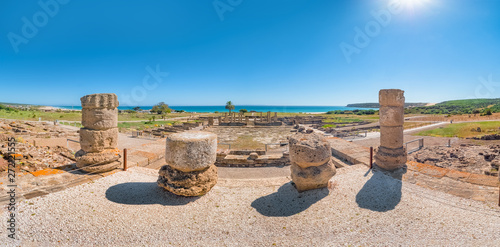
0,109,82,121
118,120,176,131
0,109,196,122
416,121,500,138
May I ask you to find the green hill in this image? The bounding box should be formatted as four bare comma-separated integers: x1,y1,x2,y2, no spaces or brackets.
346,103,428,108
405,98,500,115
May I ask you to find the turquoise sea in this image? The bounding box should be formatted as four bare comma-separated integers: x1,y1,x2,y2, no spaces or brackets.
55,105,376,113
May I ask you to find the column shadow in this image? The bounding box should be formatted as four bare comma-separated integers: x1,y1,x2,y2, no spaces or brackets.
251,182,329,217
105,182,199,206
355,167,405,212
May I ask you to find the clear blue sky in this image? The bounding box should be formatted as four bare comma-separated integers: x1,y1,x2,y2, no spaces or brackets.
1,0,499,106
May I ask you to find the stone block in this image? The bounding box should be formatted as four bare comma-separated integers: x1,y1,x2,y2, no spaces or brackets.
289,132,331,168
380,126,404,149
81,93,119,109
157,164,218,197
165,131,217,172
374,147,407,171
75,149,120,168
82,108,118,130
290,159,336,192
80,128,118,152
80,161,121,173
379,106,404,127
379,89,405,107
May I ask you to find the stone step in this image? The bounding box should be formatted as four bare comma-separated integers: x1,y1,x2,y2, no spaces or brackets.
330,155,350,168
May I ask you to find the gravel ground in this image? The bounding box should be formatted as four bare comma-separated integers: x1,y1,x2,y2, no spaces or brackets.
2,165,500,246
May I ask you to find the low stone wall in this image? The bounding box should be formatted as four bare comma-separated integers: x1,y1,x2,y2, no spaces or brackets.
254,122,282,126
229,150,266,155
215,151,290,167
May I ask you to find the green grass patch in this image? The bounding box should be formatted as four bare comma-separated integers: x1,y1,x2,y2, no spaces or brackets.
322,124,337,128
416,121,500,138
323,117,364,123
118,121,174,131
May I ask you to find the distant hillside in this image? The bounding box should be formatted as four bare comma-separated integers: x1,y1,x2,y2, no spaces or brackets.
346,103,428,108
0,102,35,106
405,98,500,115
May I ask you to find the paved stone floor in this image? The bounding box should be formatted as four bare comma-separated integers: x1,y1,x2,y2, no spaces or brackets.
2,128,499,208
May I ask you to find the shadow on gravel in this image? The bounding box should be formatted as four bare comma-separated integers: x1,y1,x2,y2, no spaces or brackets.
105,182,199,206
356,168,404,212
251,182,329,217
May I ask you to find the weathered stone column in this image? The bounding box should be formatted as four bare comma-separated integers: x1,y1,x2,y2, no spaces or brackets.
157,131,218,196
76,93,121,173
289,132,336,192
208,117,214,126
374,89,407,171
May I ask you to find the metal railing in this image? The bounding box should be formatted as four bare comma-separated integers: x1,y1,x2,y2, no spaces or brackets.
405,138,424,154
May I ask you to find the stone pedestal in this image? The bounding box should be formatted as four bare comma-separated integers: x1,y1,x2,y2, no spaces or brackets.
157,131,218,196
289,132,336,192
77,93,121,173
374,89,407,171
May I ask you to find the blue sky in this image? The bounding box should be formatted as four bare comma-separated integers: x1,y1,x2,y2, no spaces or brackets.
1,0,499,106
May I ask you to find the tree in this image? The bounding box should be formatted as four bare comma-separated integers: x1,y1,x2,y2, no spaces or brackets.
225,101,235,114
239,109,248,113
485,108,492,116
133,106,141,111
151,102,171,114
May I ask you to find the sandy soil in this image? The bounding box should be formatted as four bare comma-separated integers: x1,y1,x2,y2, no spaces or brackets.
4,165,499,246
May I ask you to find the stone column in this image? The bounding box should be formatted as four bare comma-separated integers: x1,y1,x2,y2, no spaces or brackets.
273,112,278,122
157,131,218,196
260,112,263,122
289,132,336,192
76,93,121,173
208,117,214,126
374,89,407,171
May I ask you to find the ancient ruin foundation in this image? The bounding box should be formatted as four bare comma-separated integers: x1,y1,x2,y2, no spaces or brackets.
289,132,336,192
76,93,121,173
157,131,218,196
374,89,407,171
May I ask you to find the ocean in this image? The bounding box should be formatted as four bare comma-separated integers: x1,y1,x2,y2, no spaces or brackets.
55,105,376,113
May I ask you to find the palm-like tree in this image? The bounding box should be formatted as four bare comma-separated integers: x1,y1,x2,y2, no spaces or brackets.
225,101,235,114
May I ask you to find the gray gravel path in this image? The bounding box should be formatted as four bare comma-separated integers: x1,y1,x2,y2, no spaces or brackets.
2,165,499,246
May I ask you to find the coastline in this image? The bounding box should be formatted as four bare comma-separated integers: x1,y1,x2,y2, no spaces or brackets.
53,105,377,113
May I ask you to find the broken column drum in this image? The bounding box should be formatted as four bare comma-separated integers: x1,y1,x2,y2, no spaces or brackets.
289,132,336,192
374,89,407,171
157,131,218,197
76,93,121,173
